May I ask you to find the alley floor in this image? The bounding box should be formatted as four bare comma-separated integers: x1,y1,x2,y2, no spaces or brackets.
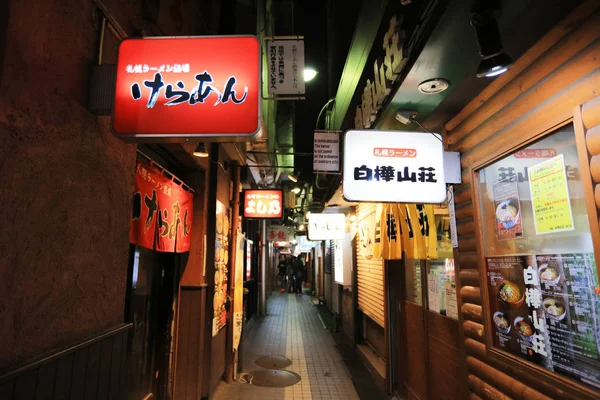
212,292,362,400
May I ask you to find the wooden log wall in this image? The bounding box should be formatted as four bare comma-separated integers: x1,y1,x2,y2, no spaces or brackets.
444,2,600,399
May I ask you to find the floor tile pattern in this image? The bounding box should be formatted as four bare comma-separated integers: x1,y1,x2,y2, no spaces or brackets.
212,293,360,400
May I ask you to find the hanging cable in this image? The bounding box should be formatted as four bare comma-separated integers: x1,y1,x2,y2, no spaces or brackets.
315,98,335,130
410,117,444,144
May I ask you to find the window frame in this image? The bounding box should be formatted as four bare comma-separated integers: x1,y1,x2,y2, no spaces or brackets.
470,117,600,400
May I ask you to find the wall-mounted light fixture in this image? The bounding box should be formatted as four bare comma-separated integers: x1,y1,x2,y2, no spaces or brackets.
193,142,209,158
288,173,298,183
304,68,317,82
470,3,513,78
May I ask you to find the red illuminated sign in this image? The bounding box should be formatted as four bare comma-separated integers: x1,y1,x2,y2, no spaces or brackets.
243,190,283,219
113,36,260,140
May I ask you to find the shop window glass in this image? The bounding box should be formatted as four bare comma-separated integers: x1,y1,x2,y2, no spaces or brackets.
477,124,600,390
426,214,458,319
405,259,423,305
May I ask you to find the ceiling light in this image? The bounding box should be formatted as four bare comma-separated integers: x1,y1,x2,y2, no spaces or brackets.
304,68,317,82
292,187,301,194
193,142,209,158
476,53,513,78
288,173,298,183
470,5,512,79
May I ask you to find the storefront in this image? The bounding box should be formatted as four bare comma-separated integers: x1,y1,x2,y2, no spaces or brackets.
352,201,466,397
447,3,600,398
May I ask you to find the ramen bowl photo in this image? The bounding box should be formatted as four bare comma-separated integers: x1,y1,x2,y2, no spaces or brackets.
493,312,511,335
513,317,535,342
496,198,520,229
543,297,566,321
497,280,524,309
539,264,561,285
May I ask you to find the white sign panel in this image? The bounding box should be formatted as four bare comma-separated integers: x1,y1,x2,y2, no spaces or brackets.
267,39,305,95
343,130,446,203
313,131,340,172
267,225,292,242
307,213,346,241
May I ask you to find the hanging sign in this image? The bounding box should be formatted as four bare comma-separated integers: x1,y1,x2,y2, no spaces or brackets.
307,213,346,240
528,154,575,235
343,130,446,203
243,189,283,219
130,161,194,252
113,36,260,140
266,39,305,95
313,131,340,172
268,225,292,242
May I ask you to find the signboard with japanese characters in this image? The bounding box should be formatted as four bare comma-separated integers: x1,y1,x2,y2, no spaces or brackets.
266,39,305,96
267,225,292,242
243,190,283,219
313,131,340,172
528,154,575,235
130,161,194,252
486,254,600,389
343,130,446,203
307,213,346,241
113,36,260,140
354,15,406,130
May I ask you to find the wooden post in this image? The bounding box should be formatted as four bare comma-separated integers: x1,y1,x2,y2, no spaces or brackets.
225,162,241,383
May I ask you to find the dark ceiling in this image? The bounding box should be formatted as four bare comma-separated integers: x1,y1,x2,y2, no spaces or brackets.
287,0,584,211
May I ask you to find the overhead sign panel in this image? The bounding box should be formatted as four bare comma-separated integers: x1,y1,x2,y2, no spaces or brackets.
307,213,346,240
313,131,340,172
243,190,283,219
343,130,446,203
266,39,305,95
113,36,260,140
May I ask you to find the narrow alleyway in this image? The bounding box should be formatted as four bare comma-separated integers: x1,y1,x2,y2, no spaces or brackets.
212,293,361,400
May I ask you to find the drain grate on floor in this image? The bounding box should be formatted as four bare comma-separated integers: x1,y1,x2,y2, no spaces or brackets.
240,369,301,387
254,355,292,369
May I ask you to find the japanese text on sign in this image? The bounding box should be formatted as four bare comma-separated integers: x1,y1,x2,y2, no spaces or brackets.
528,154,575,235
343,130,445,203
243,190,283,219
267,39,305,95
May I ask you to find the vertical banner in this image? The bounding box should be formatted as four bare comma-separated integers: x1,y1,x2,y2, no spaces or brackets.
213,200,230,336
130,161,193,252
233,234,246,351
266,39,305,95
313,131,340,172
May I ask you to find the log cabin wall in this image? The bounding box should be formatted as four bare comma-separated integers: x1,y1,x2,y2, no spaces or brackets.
444,1,600,399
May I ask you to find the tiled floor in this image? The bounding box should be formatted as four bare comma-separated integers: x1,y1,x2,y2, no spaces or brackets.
212,293,361,400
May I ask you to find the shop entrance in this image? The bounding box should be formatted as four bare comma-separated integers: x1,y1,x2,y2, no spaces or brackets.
387,259,428,400
126,246,181,400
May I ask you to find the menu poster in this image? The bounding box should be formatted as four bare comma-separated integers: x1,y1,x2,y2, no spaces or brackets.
528,154,575,235
445,282,459,320
487,254,600,389
492,177,523,241
428,273,440,313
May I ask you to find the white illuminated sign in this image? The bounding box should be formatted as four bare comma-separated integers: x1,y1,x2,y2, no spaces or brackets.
307,213,345,240
343,130,446,203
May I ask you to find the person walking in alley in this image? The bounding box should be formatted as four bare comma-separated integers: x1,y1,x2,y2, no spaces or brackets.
293,255,305,295
277,255,287,291
286,256,295,293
